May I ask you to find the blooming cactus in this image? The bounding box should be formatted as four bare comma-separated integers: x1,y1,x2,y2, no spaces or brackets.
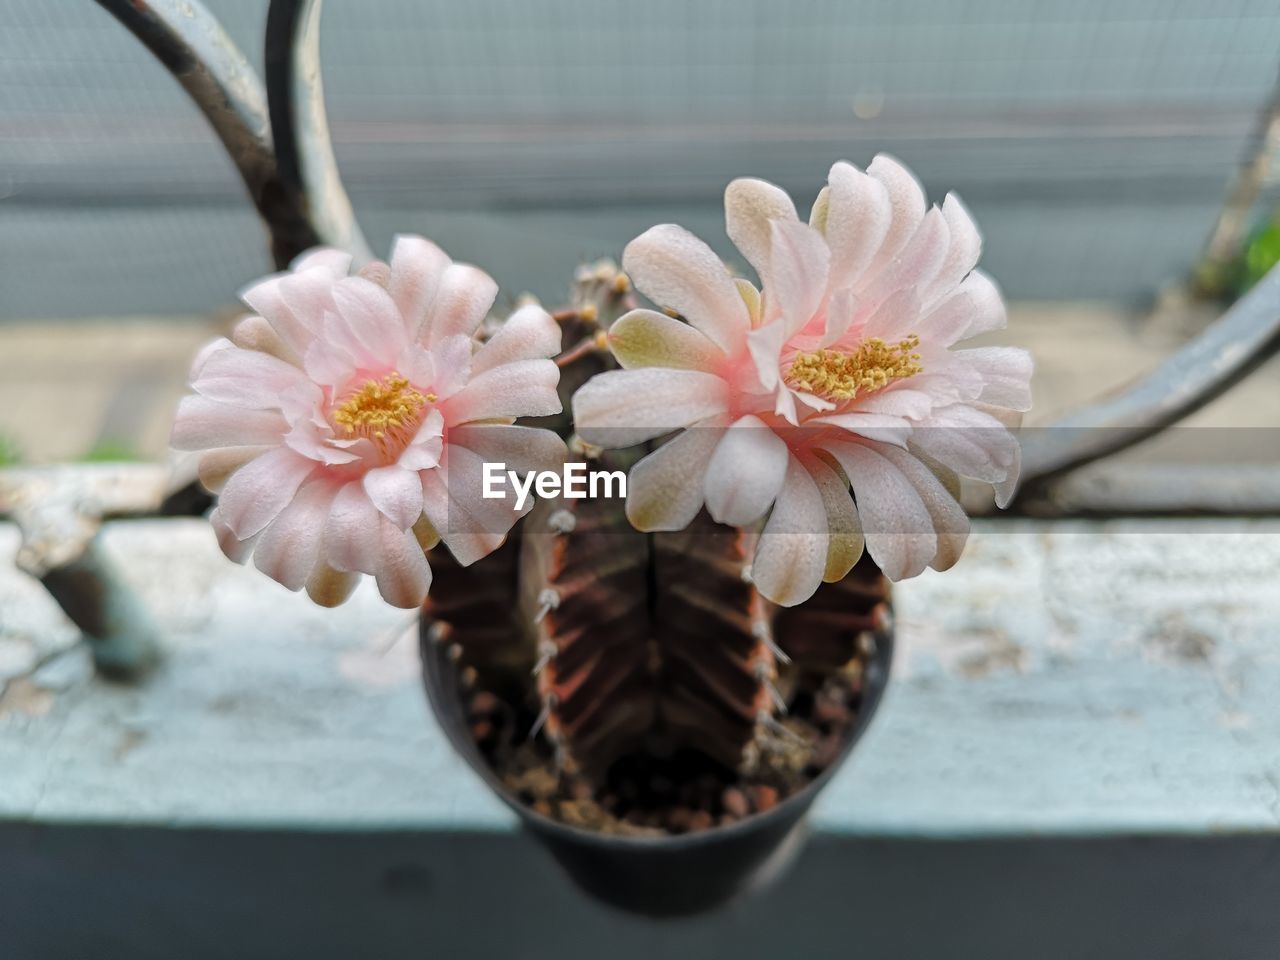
573,156,1032,605
172,238,566,609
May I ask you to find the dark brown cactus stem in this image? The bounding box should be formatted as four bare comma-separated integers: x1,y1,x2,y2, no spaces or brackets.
423,263,891,793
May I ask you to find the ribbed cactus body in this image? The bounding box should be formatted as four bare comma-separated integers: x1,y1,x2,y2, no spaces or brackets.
422,263,890,791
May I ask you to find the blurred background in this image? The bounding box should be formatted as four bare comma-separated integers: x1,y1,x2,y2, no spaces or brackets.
1,0,1279,461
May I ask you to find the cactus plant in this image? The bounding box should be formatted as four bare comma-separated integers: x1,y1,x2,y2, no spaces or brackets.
423,266,892,832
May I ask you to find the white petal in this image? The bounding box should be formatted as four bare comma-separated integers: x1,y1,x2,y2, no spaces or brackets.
572,367,729,447
210,507,259,565
608,309,725,372
865,154,927,278
874,444,969,572
909,404,1019,483
624,418,726,531
766,219,831,336
950,271,1008,339
443,358,561,424
253,478,341,591
421,263,498,345
388,234,450,334
724,176,799,284
703,415,791,526
955,346,1034,411
363,464,426,530
330,275,410,360
291,247,352,277
471,304,562,375
324,481,384,575
622,224,751,354
824,160,892,292
820,441,936,581
750,456,828,606
372,518,434,609
812,412,912,447
217,447,317,540
198,446,270,494
448,423,567,476
420,447,524,565
861,206,949,310
805,454,865,582
399,408,446,471
191,345,316,412
171,396,288,450
925,192,982,304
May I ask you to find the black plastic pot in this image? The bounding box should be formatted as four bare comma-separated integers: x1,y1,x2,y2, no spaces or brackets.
420,624,894,917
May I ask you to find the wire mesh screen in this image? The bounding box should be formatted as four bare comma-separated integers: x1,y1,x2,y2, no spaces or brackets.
2,0,1278,318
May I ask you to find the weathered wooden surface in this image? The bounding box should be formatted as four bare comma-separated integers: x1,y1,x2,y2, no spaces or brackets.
4,517,1280,836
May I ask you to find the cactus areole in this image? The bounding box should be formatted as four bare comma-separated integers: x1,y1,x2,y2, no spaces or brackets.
178,159,1030,914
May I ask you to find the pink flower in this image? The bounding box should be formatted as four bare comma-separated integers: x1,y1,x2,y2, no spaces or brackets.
573,156,1032,605
172,238,565,609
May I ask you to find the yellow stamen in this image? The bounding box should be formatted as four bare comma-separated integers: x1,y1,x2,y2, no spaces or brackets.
785,335,923,401
332,372,428,443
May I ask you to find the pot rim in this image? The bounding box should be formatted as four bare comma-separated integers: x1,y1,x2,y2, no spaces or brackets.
420,621,894,851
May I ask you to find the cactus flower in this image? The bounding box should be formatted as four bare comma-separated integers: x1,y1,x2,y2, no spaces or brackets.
573,156,1032,605
172,238,565,609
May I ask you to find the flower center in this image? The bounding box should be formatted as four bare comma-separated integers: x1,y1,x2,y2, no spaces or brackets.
785,335,923,401
332,371,434,449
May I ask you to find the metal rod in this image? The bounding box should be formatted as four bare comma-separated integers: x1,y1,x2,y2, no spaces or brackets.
1013,263,1280,500
265,0,372,264
94,0,324,267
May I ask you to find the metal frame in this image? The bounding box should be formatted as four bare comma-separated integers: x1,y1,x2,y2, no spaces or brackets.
4,0,1280,675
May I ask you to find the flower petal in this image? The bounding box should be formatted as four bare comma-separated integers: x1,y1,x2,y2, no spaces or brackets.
805,454,865,582
191,345,317,412
388,234,450,335
812,412,912,447
955,346,1034,412
323,481,384,574
925,192,982,304
232,314,298,365
305,562,360,608
624,418,727,531
874,444,969,572
330,275,411,361
766,219,830,336
171,396,288,450
908,404,1019,483
448,423,567,476
399,408,446,472
820,441,936,581
724,176,799,284
197,445,271,493
443,358,561,424
823,160,892,292
421,263,498,345
916,277,1002,347
865,154,927,278
950,271,1007,339
210,507,259,565
292,247,352,277
622,224,751,354
703,415,790,526
608,309,724,372
420,447,524,565
471,304,562,375
253,478,341,591
363,464,426,530
573,368,730,447
217,446,317,540
750,456,828,606
372,517,434,609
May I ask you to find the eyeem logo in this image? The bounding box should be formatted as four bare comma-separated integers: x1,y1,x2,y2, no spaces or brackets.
482,462,627,511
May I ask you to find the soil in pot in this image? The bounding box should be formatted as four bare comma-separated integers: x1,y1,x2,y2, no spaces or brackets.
457,642,875,838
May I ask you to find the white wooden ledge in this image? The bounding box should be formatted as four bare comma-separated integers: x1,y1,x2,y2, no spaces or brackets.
3,517,1280,837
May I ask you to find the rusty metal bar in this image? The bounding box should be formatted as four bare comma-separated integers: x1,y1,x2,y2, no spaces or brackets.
265,0,372,264
1013,263,1280,502
94,0,324,267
